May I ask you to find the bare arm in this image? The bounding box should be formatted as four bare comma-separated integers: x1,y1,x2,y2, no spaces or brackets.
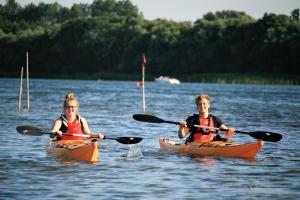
51,119,63,138
220,124,235,138
81,117,104,139
219,124,228,130
80,117,92,134
178,121,190,139
52,119,62,132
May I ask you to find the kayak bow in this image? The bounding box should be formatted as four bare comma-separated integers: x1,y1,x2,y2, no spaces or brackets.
46,140,99,162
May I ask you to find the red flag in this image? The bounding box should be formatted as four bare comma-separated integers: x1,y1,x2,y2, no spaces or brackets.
142,53,147,67
136,81,143,87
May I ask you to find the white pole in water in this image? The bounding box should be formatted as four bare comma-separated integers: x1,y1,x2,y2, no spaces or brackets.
18,66,24,111
142,64,146,112
26,51,30,111
141,53,147,112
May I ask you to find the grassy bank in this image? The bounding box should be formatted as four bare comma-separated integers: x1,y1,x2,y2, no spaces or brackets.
1,72,299,85
179,73,300,85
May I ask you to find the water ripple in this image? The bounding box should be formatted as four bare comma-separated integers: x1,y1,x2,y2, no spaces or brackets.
0,79,299,199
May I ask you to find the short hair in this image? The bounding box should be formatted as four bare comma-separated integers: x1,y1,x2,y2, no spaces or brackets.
195,94,211,105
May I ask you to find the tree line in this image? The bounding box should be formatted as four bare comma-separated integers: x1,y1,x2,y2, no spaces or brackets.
1,0,300,83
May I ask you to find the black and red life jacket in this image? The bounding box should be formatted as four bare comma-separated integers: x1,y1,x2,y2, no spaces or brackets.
59,115,85,140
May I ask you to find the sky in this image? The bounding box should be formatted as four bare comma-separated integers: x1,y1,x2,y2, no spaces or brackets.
1,0,299,22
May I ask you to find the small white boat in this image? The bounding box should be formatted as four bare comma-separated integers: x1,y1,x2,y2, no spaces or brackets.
155,76,180,84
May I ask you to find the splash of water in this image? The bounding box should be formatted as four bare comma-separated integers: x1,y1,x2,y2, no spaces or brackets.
127,144,143,160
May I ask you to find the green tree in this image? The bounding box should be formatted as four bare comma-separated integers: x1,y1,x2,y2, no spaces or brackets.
90,0,139,18
1,0,21,21
291,8,300,21
70,3,90,18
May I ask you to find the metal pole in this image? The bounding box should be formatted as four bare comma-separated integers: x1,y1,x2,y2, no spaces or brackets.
142,65,146,112
18,67,23,111
26,51,30,111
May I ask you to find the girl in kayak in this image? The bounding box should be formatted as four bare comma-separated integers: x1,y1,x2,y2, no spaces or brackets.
178,94,235,143
51,92,104,140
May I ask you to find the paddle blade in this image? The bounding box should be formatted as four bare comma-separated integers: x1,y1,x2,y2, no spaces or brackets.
248,131,282,142
133,114,165,123
16,126,45,136
104,136,143,144
116,137,143,144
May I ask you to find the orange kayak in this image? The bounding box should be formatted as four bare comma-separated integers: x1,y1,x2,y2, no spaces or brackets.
159,137,264,159
46,140,99,162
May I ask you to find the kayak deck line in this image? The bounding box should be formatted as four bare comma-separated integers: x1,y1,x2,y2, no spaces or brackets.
159,137,264,159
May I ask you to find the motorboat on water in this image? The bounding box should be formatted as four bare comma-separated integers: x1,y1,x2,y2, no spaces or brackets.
155,76,180,84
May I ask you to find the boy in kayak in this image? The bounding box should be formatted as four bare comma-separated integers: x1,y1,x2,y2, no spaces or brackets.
51,92,104,140
178,94,235,143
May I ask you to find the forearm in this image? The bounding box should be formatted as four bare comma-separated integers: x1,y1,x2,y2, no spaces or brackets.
220,124,228,131
51,120,61,132
220,124,235,138
178,126,189,139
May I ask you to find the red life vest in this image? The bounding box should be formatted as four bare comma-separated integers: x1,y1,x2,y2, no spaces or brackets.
60,115,85,140
192,116,216,142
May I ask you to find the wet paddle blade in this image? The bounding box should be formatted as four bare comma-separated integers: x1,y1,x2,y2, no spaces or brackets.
132,114,179,125
117,137,143,144
104,136,143,144
248,131,282,142
16,126,46,136
133,114,165,123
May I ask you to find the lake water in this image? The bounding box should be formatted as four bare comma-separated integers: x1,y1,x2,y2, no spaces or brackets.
0,78,299,199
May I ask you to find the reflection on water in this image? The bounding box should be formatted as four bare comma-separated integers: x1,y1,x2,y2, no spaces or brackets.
0,79,299,199
192,156,216,166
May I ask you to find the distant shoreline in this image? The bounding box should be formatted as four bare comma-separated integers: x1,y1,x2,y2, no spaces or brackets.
1,72,299,85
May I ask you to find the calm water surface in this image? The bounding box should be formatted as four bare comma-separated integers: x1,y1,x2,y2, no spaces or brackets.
0,78,299,199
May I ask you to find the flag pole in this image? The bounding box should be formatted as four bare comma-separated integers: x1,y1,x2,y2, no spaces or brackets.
141,53,146,112
142,64,146,112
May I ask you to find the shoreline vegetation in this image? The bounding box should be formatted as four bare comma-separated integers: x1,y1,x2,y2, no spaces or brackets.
1,1,299,84
1,72,299,85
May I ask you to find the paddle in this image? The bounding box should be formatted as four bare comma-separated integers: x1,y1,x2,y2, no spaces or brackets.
132,114,282,142
16,125,143,145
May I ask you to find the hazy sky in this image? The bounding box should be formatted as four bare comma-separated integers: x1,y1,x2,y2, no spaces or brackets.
1,0,299,21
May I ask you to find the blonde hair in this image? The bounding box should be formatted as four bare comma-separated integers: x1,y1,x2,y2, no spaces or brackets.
63,91,79,108
195,94,211,105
